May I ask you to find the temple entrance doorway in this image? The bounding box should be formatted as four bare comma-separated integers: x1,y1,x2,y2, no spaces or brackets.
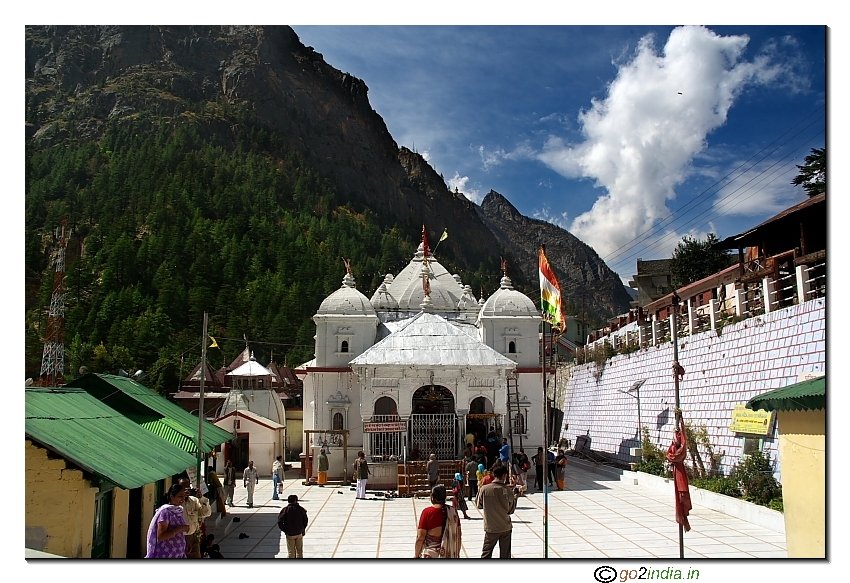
467,396,501,444
369,396,402,459
410,385,456,460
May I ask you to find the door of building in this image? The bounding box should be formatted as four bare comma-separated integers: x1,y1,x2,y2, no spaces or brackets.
234,433,250,470
126,487,143,558
91,489,113,558
410,414,457,460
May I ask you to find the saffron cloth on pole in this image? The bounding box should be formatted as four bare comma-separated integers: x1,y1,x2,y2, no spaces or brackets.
666,427,692,532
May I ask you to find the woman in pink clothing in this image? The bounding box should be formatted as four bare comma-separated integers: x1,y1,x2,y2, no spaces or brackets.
145,483,190,558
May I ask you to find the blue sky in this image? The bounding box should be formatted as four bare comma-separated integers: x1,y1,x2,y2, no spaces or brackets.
292,25,825,283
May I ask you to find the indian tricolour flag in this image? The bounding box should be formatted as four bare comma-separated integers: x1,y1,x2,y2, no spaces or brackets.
539,246,565,332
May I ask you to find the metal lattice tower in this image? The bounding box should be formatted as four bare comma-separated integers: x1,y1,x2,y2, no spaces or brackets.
38,219,71,386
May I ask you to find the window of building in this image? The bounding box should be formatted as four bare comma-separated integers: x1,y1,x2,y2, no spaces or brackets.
742,437,763,455
508,341,517,354
513,412,525,434
332,412,344,431
340,340,349,353
374,396,398,417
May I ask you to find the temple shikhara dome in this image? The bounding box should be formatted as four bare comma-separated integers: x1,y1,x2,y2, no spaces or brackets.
300,228,545,468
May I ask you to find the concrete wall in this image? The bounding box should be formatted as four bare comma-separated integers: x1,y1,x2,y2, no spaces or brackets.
25,440,98,558
140,483,157,557
214,417,283,476
110,488,130,558
286,409,304,458
559,298,825,477
778,408,825,557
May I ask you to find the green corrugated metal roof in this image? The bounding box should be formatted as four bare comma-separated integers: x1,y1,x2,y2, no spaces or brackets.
125,414,198,453
67,374,233,452
25,387,197,490
747,377,825,412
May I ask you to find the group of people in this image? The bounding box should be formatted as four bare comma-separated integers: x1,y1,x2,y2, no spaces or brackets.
532,447,569,491
145,455,290,559
146,446,567,559
145,479,215,559
412,444,565,558
416,464,520,558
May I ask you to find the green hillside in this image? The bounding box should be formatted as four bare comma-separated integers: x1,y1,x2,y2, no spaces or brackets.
25,117,501,392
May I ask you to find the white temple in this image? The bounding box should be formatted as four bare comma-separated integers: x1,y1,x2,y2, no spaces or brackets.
299,241,546,466
213,351,286,471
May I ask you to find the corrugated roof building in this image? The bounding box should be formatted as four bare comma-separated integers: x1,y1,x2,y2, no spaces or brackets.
25,386,197,558
66,373,233,453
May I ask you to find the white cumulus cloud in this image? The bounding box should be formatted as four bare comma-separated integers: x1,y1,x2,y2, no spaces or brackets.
537,26,793,259
448,172,482,204
533,205,570,230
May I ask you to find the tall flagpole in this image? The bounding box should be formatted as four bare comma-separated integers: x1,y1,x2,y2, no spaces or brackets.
197,311,208,490
671,293,685,558
543,320,550,558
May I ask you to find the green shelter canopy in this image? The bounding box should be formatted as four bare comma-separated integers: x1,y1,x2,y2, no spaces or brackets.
746,377,825,412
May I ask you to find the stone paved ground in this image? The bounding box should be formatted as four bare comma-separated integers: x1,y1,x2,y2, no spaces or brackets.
207,464,786,559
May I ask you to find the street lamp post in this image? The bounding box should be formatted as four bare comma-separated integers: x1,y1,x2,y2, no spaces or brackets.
619,379,646,461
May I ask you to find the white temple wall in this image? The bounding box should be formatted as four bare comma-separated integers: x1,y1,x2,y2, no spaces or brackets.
511,372,546,454
212,418,283,476
313,315,378,368
478,317,540,369
559,298,825,479
302,370,363,451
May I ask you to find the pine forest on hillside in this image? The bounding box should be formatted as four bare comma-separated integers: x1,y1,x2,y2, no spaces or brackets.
25,25,632,394
25,118,504,393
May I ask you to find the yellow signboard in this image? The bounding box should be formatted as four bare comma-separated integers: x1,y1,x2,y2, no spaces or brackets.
729,404,774,435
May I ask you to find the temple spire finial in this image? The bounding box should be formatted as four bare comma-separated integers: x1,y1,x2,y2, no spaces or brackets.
421,225,430,265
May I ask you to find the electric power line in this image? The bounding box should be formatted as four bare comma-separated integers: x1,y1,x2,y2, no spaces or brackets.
599,106,826,268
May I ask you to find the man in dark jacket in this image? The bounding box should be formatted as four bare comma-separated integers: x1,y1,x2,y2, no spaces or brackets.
278,495,308,558
532,447,544,490
485,432,499,468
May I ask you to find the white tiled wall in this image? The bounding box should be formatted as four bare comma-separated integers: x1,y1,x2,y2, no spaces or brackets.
559,298,825,481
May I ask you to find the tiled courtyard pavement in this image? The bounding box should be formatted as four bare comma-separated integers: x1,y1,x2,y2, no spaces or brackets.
208,464,786,559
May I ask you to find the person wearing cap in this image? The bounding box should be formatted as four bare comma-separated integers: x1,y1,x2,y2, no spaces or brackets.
277,494,308,558
451,471,471,519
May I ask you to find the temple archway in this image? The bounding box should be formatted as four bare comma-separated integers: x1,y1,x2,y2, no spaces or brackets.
374,396,398,416
410,385,456,460
467,396,500,443
369,396,401,458
411,385,455,415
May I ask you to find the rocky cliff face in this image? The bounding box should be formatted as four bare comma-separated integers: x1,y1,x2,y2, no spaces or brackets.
477,190,633,321
26,25,630,321
25,25,501,269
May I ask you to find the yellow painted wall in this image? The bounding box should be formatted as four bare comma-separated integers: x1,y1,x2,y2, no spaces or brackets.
138,478,172,557
286,409,304,457
25,440,98,558
111,488,129,558
778,409,825,558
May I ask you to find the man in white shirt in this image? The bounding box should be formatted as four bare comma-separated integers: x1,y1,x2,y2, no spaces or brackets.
272,455,284,501
243,461,260,508
178,478,212,558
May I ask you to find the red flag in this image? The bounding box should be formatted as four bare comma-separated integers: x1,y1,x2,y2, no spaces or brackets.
422,225,430,260
666,425,692,532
